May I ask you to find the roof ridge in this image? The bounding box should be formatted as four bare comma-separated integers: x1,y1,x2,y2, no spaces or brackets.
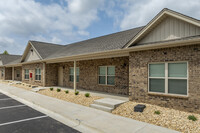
30,40,64,46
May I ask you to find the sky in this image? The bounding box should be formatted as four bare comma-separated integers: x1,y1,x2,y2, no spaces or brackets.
0,0,200,55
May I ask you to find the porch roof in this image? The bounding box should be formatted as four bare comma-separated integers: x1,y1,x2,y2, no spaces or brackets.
0,54,22,66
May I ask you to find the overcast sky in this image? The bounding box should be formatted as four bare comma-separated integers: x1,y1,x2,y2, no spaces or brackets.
0,0,200,55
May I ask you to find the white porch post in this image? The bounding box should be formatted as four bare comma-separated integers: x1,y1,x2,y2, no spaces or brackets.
43,62,46,87
12,67,14,81
74,60,77,92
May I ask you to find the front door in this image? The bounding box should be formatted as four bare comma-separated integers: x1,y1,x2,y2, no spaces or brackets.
58,66,63,86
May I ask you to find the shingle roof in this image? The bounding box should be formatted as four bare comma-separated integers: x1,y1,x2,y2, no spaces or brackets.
30,41,65,59
0,54,22,65
44,26,144,59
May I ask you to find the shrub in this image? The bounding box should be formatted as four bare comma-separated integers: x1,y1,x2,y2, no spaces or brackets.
188,115,197,121
57,88,61,92
154,110,160,115
50,88,53,91
65,90,69,94
85,93,90,97
75,91,79,95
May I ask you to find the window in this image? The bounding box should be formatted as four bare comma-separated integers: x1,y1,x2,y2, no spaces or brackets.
24,69,29,79
16,70,20,78
69,67,79,82
99,66,115,85
149,62,188,96
1,69,4,78
35,68,41,80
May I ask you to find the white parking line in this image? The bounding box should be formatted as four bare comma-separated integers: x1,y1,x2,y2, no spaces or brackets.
0,98,12,101
0,105,26,110
0,115,48,126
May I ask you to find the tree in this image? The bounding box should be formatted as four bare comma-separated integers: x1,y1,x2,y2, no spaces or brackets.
3,50,9,55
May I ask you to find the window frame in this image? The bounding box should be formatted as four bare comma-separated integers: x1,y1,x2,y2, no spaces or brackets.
16,70,20,78
69,67,79,83
1,68,4,78
148,61,188,97
98,66,115,86
35,68,41,81
24,69,29,80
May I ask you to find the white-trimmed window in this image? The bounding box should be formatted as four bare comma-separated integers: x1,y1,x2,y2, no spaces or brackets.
24,69,29,79
69,67,79,82
16,70,20,78
148,62,188,96
35,68,41,80
1,68,4,78
99,66,115,85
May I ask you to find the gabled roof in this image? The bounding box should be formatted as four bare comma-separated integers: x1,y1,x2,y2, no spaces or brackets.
46,26,144,59
21,41,65,62
125,8,200,48
0,54,22,66
30,41,65,59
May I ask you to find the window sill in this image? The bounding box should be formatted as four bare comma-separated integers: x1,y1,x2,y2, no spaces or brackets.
148,92,189,99
98,84,115,87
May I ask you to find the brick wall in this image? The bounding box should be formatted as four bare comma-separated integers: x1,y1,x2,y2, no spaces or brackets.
0,67,4,80
45,57,129,95
22,63,44,86
129,44,200,113
45,63,58,86
5,67,12,80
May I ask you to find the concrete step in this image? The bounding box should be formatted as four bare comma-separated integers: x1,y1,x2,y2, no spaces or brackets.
93,98,127,108
90,104,113,112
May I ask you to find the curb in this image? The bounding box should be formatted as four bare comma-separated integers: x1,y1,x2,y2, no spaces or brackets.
0,88,101,133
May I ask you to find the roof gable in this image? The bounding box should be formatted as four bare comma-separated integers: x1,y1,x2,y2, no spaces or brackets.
21,42,42,62
30,41,64,59
138,16,200,44
24,45,41,62
126,8,200,48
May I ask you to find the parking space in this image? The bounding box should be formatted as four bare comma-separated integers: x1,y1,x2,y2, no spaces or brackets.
0,93,80,133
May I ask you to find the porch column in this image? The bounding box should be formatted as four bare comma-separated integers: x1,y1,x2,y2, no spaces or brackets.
43,62,46,87
12,67,14,80
74,60,77,92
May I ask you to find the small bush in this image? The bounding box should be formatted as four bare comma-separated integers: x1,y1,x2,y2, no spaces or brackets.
154,110,160,115
85,93,90,97
50,88,53,91
75,91,79,95
57,88,61,92
65,90,69,94
188,115,197,121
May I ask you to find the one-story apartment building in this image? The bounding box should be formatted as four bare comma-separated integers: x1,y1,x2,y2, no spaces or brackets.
1,8,200,113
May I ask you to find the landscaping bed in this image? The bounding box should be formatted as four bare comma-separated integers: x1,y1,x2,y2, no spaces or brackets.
38,88,102,107
112,101,200,133
11,84,33,90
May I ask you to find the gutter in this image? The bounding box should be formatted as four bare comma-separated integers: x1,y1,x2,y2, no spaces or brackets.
44,37,200,63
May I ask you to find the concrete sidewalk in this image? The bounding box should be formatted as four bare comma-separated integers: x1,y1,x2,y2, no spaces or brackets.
0,83,179,133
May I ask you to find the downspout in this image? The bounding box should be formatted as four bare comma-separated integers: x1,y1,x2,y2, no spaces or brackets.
74,60,77,92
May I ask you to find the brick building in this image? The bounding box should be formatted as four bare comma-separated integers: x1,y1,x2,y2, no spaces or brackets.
0,8,200,113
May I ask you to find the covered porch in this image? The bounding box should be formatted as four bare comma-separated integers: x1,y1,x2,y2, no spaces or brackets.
1,66,22,81
45,56,129,96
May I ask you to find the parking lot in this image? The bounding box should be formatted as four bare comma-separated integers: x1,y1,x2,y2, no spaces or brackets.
0,92,80,133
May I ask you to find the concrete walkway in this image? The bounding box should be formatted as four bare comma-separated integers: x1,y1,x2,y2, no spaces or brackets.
0,83,179,133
